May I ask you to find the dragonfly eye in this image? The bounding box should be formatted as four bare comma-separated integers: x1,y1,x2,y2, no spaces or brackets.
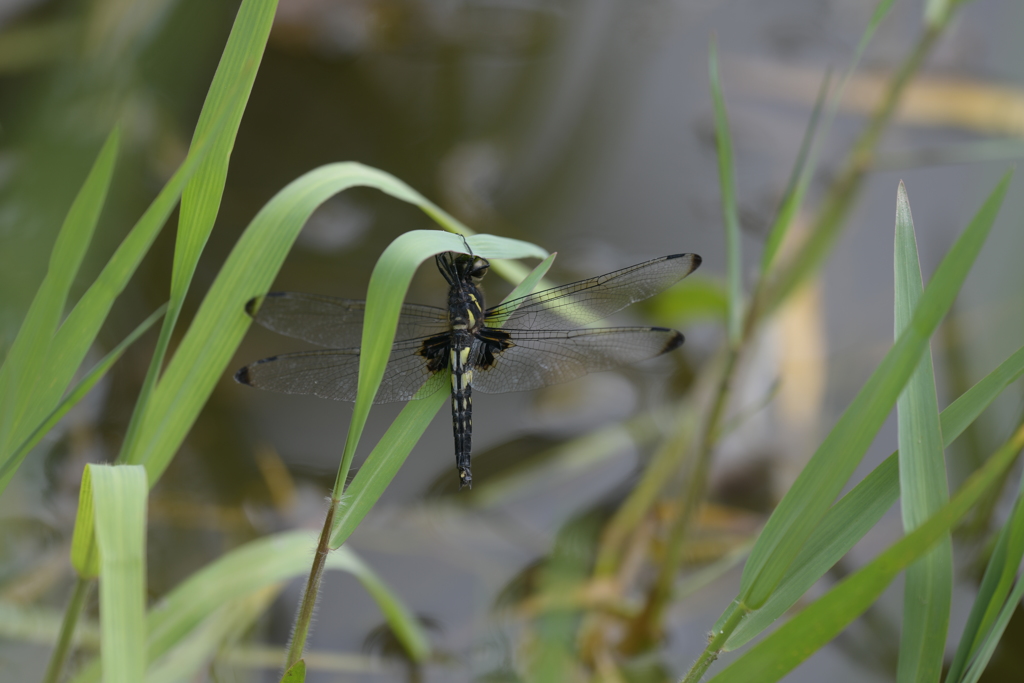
470,259,490,281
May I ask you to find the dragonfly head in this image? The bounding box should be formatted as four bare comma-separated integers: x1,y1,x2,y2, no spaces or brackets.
438,252,490,287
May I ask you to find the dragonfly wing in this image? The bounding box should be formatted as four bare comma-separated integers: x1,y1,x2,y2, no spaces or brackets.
247,292,449,347
235,337,448,403
484,253,700,331
470,327,683,394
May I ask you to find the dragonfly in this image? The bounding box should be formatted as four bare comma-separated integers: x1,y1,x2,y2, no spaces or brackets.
234,251,701,488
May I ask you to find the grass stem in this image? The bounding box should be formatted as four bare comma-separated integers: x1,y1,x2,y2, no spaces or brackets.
42,575,92,683
285,497,338,671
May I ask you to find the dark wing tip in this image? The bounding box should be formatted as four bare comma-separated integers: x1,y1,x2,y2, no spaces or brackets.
234,366,252,385
652,327,685,354
665,252,702,273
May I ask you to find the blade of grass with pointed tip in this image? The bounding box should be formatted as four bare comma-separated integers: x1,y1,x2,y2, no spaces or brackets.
707,422,1024,683
759,71,829,276
3,305,166,481
708,37,742,346
758,0,897,291
89,464,148,683
69,531,426,683
333,230,547,496
948,468,1024,682
0,129,219,498
0,129,119,458
118,162,543,488
120,0,277,460
721,340,1024,649
329,253,557,547
738,172,1010,612
893,182,950,682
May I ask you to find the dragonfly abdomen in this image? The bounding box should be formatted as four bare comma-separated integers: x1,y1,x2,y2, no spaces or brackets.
449,334,474,489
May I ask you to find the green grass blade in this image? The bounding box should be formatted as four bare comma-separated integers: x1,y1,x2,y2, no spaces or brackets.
329,384,448,549
759,71,829,275
738,172,1011,610
333,230,546,496
2,304,166,481
722,340,1024,649
120,0,277,460
708,37,742,346
68,530,425,683
89,464,148,683
948,469,1024,682
959,539,1024,683
147,585,278,683
759,0,897,305
893,182,951,683
0,131,219,498
328,254,556,548
0,129,119,457
707,423,1024,683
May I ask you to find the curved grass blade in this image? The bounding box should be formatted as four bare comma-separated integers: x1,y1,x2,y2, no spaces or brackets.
120,0,278,460
147,585,278,683
119,162,541,488
334,230,547,496
893,182,950,682
708,36,742,346
721,340,1024,649
329,253,558,547
0,129,119,458
707,422,1024,683
68,530,427,682
738,172,1010,611
3,304,166,481
89,464,148,683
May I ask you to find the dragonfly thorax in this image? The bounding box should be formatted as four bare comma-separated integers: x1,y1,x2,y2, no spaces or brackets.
447,280,486,332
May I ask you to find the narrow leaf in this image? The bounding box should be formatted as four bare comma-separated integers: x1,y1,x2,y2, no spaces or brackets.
0,129,119,456
739,172,1010,610
709,423,1024,683
121,0,278,459
947,468,1024,682
3,305,166,480
722,340,1024,649
0,127,219,497
893,181,950,683
90,464,148,683
708,37,743,345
